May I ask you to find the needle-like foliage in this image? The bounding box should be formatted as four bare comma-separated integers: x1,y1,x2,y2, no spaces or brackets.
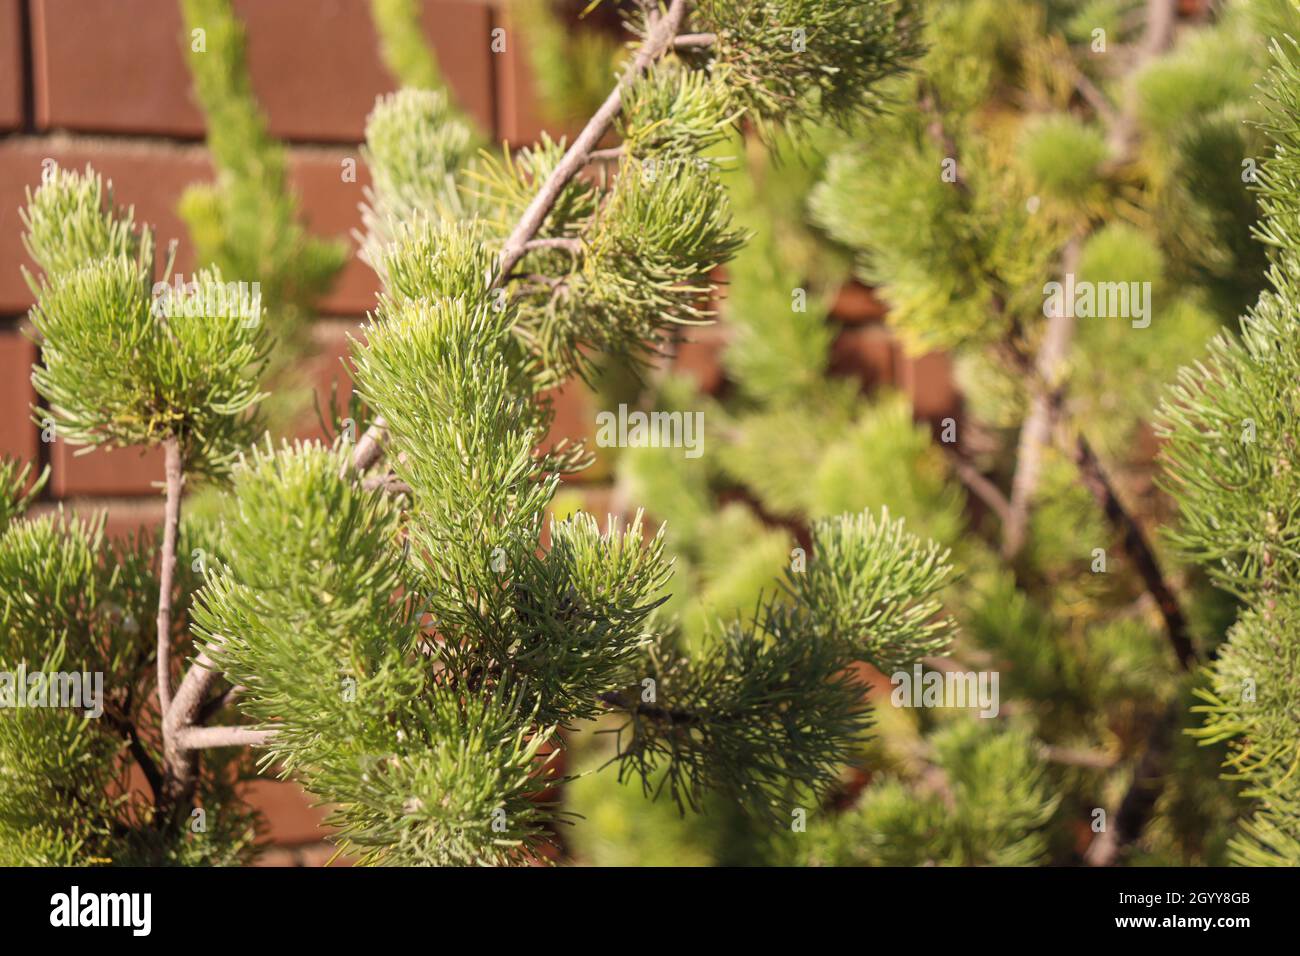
0,502,258,865
692,0,922,127
801,719,1058,866
24,166,267,478
609,509,955,815
1159,35,1300,866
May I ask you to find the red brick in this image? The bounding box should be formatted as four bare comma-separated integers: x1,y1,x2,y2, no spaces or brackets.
829,324,895,389
897,349,960,422
673,326,728,395
288,150,378,316
241,778,333,846
0,137,381,317
290,319,361,442
414,0,494,134
544,380,608,480
575,484,614,526
49,440,166,498
31,0,187,138
0,328,37,466
493,8,550,148
27,497,165,541
30,0,493,141
492,2,620,147
830,280,889,325
238,0,493,141
0,0,22,131
100,498,166,540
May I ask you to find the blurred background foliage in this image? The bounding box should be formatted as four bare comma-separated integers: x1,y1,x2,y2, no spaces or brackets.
524,0,1297,866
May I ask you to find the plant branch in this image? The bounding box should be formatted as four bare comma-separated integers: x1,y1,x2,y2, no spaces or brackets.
944,448,1011,525
155,436,183,719
1067,431,1197,670
919,83,968,194
1107,0,1177,159
1003,235,1083,558
362,473,413,495
673,32,715,49
587,146,625,163
169,0,699,779
1084,699,1179,865
161,649,219,804
598,690,701,726
104,706,164,804
996,339,1194,670
352,419,388,472
176,726,275,750
523,237,583,255
920,3,1190,677
1069,63,1120,129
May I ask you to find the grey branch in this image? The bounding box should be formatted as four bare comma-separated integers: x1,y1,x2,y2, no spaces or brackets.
362,473,413,495
1085,700,1180,865
162,649,221,802
176,725,276,750
1003,235,1083,558
523,237,583,256
673,32,716,49
1107,0,1178,158
155,436,184,720
351,417,388,473
944,448,1011,525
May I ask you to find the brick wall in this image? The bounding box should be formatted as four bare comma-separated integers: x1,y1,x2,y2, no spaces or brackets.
0,0,954,863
